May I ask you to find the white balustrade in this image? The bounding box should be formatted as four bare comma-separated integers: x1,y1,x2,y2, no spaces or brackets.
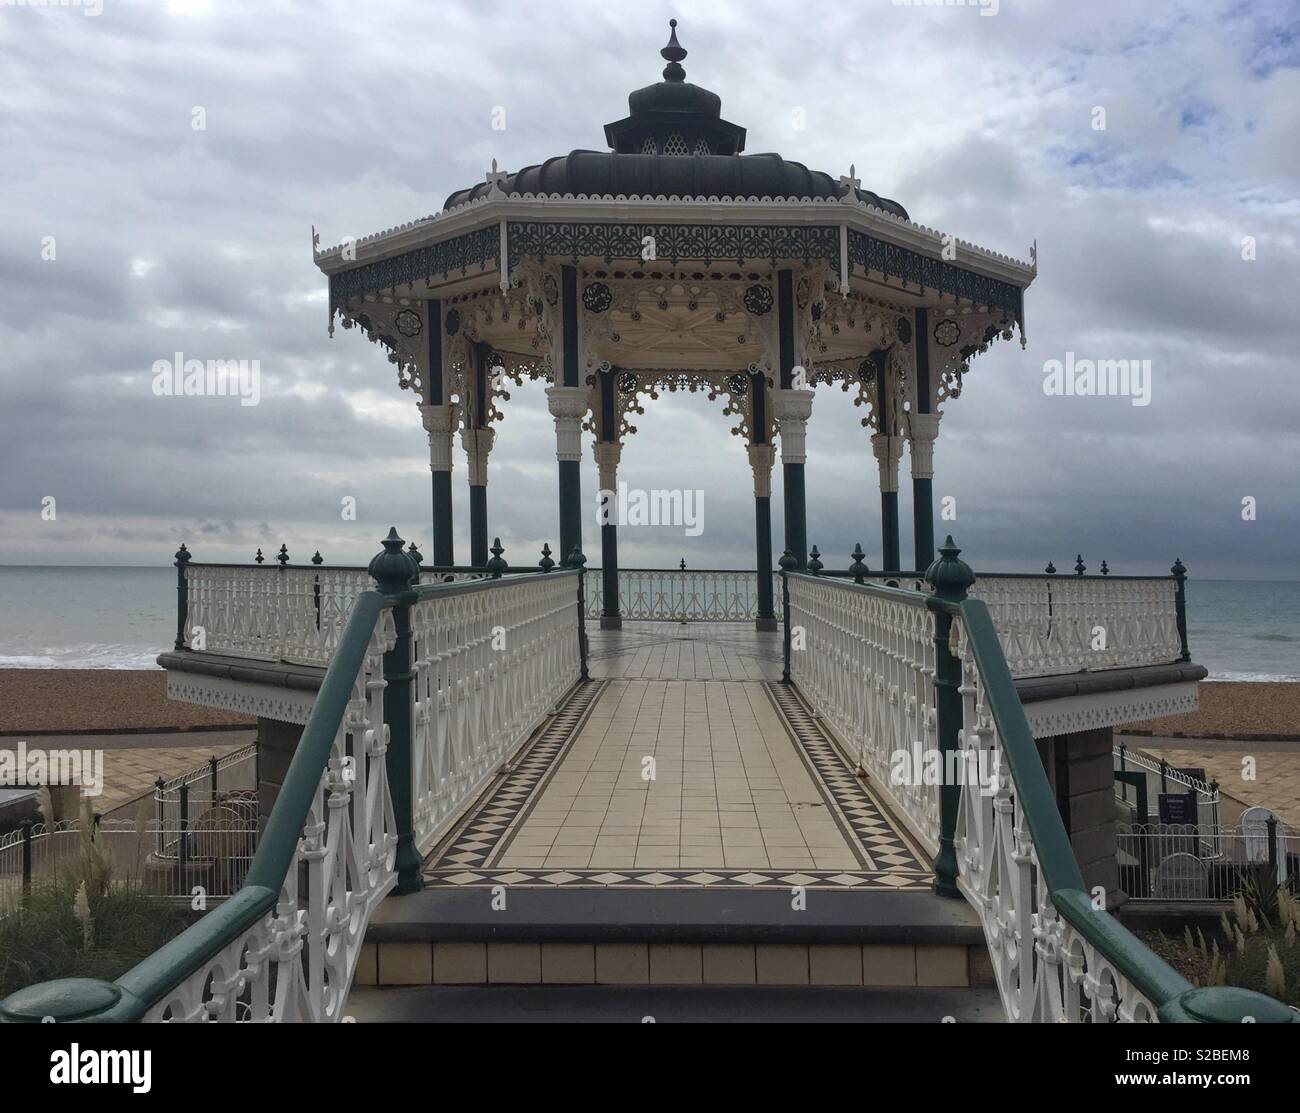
969,576,1182,677
948,615,1160,1022
184,565,373,667
409,572,581,853
183,565,502,667
787,573,1168,1022
144,608,398,1022
787,575,941,852
584,569,780,622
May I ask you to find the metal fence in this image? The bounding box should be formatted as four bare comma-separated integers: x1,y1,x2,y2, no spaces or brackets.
1117,820,1298,902
1114,743,1221,833
0,746,262,915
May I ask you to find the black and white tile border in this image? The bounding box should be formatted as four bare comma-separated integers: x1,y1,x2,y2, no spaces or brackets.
422,678,931,891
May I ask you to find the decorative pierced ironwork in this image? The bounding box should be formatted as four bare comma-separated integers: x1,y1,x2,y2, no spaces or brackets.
543,272,559,306
395,309,422,337
583,281,613,313
662,132,690,156
895,315,912,345
934,318,961,347
445,308,462,335
508,222,842,270
328,225,498,327
743,284,773,315
847,228,1023,319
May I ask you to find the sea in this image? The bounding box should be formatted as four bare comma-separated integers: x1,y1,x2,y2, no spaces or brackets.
0,567,1296,681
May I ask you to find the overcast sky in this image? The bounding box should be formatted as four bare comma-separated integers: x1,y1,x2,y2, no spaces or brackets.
1,0,1297,579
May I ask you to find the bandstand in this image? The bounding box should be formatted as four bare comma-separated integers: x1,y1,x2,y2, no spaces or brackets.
8,23,1294,1029
314,20,1035,630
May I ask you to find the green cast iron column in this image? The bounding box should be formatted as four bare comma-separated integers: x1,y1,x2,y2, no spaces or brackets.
777,269,808,569
596,370,622,629
911,307,936,570
751,369,777,630
873,348,902,572
925,535,973,898
369,529,422,894
468,341,491,568
881,491,900,573
425,299,455,567
555,265,584,568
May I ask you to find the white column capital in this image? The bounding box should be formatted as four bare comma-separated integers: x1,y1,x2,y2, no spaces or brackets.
593,440,622,491
545,385,589,463
460,426,496,487
419,403,459,473
872,433,905,494
771,387,815,465
747,443,776,499
904,411,942,480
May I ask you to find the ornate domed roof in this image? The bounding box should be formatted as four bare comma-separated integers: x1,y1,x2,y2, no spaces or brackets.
443,21,909,219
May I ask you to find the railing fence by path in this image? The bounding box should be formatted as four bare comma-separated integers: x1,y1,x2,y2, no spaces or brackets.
583,568,779,622
177,556,502,668
1,530,585,1024
580,563,1188,678
783,538,1292,1024
1117,822,1298,902
1114,744,1221,833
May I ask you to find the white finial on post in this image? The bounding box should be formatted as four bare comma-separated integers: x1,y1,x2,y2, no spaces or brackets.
485,158,509,199
838,164,861,204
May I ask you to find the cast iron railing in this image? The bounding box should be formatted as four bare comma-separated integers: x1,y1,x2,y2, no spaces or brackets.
0,530,583,1023
783,537,1292,1023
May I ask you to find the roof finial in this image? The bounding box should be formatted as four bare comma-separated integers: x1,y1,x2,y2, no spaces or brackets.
661,18,687,82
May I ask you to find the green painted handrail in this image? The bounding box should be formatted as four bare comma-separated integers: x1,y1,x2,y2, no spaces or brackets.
784,565,1295,1023
947,598,1195,1010
0,591,390,1024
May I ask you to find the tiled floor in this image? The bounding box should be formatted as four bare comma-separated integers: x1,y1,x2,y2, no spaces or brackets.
423,626,929,891
500,681,861,872
588,622,782,681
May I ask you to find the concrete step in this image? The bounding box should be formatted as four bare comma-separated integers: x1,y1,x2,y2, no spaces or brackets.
357,938,993,990
345,984,1005,1023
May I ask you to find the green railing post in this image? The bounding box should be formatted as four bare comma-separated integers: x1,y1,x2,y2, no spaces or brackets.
486,538,508,579
178,783,190,877
569,546,589,681
924,534,974,899
1171,557,1190,661
779,548,795,682
849,543,868,585
369,527,422,894
173,543,190,650
21,821,32,897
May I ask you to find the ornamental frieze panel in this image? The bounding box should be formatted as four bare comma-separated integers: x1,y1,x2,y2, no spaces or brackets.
578,272,778,374
328,225,499,329
846,228,1024,322
507,222,842,271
